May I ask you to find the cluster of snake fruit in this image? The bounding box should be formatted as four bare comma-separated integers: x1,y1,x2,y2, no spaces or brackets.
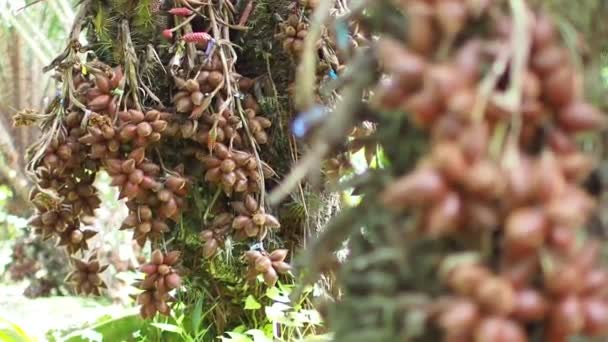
373,0,608,341
162,7,292,286
22,1,296,318
23,62,189,316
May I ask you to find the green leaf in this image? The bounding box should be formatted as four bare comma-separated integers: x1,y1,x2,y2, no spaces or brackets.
175,312,185,326
74,329,103,342
220,332,253,342
0,317,32,342
0,331,28,342
60,313,144,342
149,323,184,334
264,303,290,322
277,282,293,294
0,317,31,342
244,295,262,310
265,287,290,303
232,325,247,333
262,324,274,336
265,287,280,300
191,297,204,334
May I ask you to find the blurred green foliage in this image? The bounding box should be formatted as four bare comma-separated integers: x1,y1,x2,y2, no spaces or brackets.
0,317,34,342
42,280,327,342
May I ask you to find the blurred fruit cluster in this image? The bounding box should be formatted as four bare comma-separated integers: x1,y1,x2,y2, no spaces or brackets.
372,1,608,340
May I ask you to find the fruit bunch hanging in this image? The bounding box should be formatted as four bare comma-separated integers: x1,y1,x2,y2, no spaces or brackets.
17,0,302,324
285,0,608,341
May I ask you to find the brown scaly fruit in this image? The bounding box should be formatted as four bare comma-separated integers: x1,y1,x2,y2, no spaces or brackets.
244,249,291,287
197,143,274,195
84,66,122,115
117,109,168,147
135,250,182,318
231,194,280,240
66,255,108,296
57,224,97,255
199,213,233,258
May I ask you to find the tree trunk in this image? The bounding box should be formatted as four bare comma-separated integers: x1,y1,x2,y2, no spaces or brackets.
0,28,40,212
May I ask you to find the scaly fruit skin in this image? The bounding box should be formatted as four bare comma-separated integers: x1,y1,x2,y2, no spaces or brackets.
135,250,182,317
229,194,280,240
196,144,272,196
244,249,291,287
171,75,271,148
67,256,109,296
199,213,233,258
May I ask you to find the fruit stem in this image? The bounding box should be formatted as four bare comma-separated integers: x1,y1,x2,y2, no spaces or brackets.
203,188,222,224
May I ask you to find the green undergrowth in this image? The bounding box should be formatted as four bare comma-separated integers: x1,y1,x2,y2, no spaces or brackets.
34,281,327,342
